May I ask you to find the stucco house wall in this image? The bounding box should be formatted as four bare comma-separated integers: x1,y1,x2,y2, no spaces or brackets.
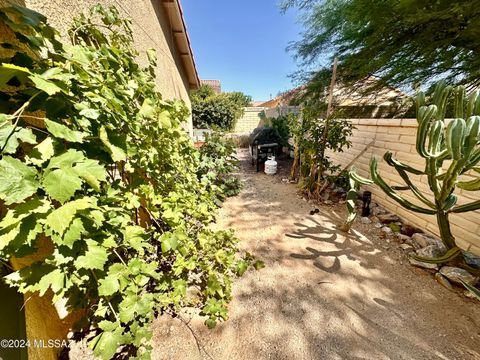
0,0,198,135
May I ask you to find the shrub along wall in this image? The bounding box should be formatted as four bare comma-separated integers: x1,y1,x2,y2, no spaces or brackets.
327,118,480,255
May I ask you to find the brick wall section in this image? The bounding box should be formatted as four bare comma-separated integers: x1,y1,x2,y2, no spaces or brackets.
233,107,267,133
326,118,480,256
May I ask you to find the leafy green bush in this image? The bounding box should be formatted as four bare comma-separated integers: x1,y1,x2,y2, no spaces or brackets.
268,114,291,148
289,105,354,192
0,5,258,359
198,131,241,199
191,85,251,131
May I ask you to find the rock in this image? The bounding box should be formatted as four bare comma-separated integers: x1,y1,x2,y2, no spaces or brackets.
360,217,372,224
381,226,393,235
401,224,421,237
435,272,453,290
411,233,445,251
370,216,380,223
372,206,387,216
374,222,383,229
324,200,333,205
439,266,478,286
416,244,447,258
396,234,411,243
462,251,480,268
409,258,439,270
377,213,401,224
400,243,413,251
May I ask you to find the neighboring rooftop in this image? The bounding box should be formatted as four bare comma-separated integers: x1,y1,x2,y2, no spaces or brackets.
200,79,222,93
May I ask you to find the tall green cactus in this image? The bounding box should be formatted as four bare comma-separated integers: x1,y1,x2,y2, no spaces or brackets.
344,82,480,262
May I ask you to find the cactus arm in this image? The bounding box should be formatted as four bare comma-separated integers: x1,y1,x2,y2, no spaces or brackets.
340,168,372,232
370,158,436,215
416,105,437,158
383,152,436,208
457,177,480,191
383,152,424,175
454,86,465,119
450,200,480,213
466,90,478,118
411,246,461,264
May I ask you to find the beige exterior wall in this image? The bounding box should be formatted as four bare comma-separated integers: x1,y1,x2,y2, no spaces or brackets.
326,118,480,255
233,107,267,133
0,0,194,135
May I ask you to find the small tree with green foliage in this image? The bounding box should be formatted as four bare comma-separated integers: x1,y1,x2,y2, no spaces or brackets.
191,85,251,131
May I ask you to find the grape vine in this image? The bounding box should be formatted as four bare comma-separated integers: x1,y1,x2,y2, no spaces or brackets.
0,5,261,359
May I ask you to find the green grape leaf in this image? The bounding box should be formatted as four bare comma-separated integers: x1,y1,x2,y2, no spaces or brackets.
73,159,107,191
37,268,65,296
42,167,83,203
0,156,39,204
75,240,108,270
90,328,125,360
0,121,37,154
45,197,94,235
98,274,120,296
0,63,31,86
99,126,126,162
44,119,86,143
118,294,153,323
26,137,54,166
47,149,84,169
29,74,63,95
79,108,100,120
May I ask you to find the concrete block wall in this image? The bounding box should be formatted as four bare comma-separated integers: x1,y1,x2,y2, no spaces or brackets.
326,118,480,255
233,107,267,133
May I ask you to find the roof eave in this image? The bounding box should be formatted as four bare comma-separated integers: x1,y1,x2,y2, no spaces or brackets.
161,0,200,90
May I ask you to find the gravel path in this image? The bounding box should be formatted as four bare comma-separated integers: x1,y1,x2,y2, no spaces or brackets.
152,149,480,360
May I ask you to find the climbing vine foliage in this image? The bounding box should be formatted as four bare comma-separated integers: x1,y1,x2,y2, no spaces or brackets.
0,5,259,359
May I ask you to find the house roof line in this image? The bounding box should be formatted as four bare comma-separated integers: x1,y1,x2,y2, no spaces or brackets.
162,0,200,90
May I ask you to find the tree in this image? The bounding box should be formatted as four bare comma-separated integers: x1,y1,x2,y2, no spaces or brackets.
191,85,251,130
282,0,480,92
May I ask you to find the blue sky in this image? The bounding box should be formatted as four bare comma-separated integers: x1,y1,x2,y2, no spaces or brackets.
181,0,303,101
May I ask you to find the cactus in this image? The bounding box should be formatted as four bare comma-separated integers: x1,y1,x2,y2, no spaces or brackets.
344,82,480,263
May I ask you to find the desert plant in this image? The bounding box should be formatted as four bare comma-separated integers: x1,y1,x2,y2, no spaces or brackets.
344,81,480,263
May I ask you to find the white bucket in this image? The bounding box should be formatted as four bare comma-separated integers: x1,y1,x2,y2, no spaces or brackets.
264,156,277,175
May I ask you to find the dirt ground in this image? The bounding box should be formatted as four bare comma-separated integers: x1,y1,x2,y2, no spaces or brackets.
152,149,480,360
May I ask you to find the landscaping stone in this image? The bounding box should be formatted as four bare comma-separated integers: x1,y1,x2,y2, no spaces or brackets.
374,222,383,229
435,273,453,290
396,234,411,243
370,216,380,223
381,226,393,235
400,243,413,251
377,213,401,224
439,266,478,286
412,233,436,248
416,244,446,258
462,251,480,268
409,258,439,270
360,217,372,224
324,200,333,205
